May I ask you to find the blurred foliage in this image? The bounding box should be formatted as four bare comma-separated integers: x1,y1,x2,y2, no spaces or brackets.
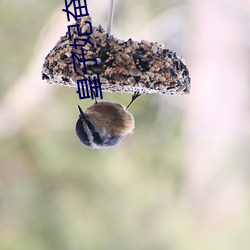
1,0,250,250
0,0,60,98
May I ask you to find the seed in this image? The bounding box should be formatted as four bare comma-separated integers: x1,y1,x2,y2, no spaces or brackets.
141,40,150,47
127,77,135,84
129,68,142,77
116,55,123,63
147,72,154,79
75,66,84,75
57,59,67,66
64,58,73,64
100,77,109,84
151,45,158,54
81,25,89,34
118,39,125,45
96,58,102,65
140,75,149,82
132,41,139,50
86,60,96,66
65,52,72,57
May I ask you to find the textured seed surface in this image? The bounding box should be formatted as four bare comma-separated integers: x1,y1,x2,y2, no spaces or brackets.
42,16,190,95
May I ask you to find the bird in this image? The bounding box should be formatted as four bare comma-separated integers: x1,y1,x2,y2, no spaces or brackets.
75,92,140,149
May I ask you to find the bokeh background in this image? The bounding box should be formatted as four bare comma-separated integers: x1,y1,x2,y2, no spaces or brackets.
1,0,250,249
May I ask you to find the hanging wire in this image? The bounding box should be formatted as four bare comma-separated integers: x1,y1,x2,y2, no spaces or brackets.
107,0,115,34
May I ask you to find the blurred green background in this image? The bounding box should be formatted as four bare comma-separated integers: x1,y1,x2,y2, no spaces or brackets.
1,0,250,249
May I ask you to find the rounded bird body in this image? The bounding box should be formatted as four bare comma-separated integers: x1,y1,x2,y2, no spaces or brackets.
85,102,134,136
76,101,135,149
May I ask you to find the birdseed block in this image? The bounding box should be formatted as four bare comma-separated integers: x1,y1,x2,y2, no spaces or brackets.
42,16,190,95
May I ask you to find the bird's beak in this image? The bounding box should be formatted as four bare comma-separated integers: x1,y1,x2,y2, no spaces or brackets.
77,105,86,119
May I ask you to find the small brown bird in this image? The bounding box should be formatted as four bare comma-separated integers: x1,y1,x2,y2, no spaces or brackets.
75,92,140,149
